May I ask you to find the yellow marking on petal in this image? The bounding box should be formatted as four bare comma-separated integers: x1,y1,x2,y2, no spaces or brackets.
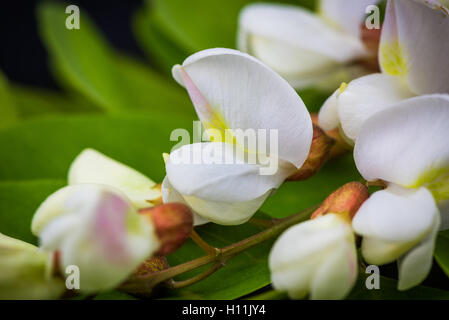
410,166,449,203
380,41,408,77
338,82,348,95
162,153,170,164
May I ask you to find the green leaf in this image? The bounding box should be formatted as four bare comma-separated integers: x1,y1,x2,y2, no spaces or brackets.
0,113,193,182
114,54,194,116
0,72,18,129
434,231,449,277
38,2,193,115
348,272,449,300
38,2,125,112
133,8,188,75
262,154,362,218
162,212,275,300
0,180,65,245
11,85,99,119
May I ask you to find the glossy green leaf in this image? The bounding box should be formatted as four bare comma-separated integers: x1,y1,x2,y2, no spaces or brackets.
38,2,193,115
435,231,449,278
262,154,362,218
162,212,275,300
0,114,193,182
11,85,99,119
0,72,18,129
133,8,188,75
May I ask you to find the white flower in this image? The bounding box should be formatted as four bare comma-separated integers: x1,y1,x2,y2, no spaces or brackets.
319,0,449,142
164,48,313,225
0,233,65,299
32,184,159,293
352,95,449,290
238,0,380,90
269,214,357,300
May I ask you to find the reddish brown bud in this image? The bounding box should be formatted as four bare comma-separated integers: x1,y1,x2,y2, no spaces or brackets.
288,124,334,181
311,182,369,221
140,203,193,256
310,113,352,159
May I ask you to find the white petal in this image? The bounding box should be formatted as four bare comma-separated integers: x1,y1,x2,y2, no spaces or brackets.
354,94,449,187
310,236,358,300
68,149,160,209
360,236,416,265
319,0,381,37
166,142,295,203
32,185,102,236
318,88,340,131
182,191,269,226
353,185,438,243
172,48,313,168
380,0,449,94
161,176,208,226
337,73,415,141
269,214,355,299
397,212,441,290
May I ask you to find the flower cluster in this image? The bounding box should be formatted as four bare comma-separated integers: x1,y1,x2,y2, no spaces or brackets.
2,0,449,300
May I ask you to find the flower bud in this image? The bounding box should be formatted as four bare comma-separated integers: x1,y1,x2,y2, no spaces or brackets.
288,124,334,181
311,182,370,221
0,233,65,299
140,203,193,256
311,113,351,158
34,184,160,293
269,214,357,300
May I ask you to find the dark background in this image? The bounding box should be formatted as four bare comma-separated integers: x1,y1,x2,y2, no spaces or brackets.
0,0,145,89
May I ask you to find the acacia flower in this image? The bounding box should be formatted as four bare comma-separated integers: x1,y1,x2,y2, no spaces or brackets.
269,182,369,300
352,94,449,290
319,0,449,142
163,48,313,225
238,0,380,90
32,184,160,293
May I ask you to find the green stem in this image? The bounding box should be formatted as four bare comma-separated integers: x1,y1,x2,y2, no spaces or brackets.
120,205,318,295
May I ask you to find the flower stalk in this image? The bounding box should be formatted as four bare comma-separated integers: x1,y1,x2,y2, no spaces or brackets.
119,205,318,296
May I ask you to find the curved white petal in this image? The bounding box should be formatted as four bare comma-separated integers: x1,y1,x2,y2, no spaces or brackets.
182,191,269,226
380,0,449,94
318,88,340,131
353,185,438,243
319,0,381,38
337,73,415,141
161,176,209,226
269,214,356,299
32,184,107,236
162,175,265,226
398,212,441,290
68,149,160,209
310,235,358,300
166,142,295,203
354,94,449,188
172,48,313,168
354,185,439,265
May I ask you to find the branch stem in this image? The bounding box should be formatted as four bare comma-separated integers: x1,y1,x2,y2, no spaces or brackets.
120,205,318,295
